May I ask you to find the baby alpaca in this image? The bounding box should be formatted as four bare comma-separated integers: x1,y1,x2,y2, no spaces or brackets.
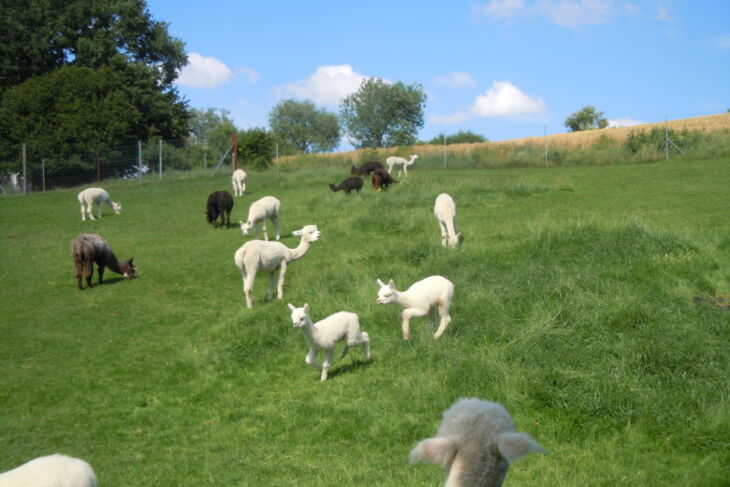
240,196,281,241
288,303,371,381
410,398,546,487
434,193,462,248
232,168,247,196
77,187,121,221
0,453,97,487
376,275,454,340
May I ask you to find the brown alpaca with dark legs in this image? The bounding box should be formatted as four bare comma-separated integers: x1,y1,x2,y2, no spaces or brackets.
72,233,136,289
371,168,398,191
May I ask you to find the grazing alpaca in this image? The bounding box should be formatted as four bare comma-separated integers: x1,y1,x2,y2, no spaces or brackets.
232,168,247,196
72,233,136,289
386,154,419,177
240,196,281,241
8,172,22,192
234,224,321,309
0,453,97,487
329,177,363,194
410,398,546,487
371,168,398,191
77,187,121,221
434,193,462,248
287,303,371,381
206,190,234,228
351,160,384,176
376,275,454,340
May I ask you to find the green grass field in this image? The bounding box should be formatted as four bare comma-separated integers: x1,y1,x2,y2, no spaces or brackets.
1,158,728,486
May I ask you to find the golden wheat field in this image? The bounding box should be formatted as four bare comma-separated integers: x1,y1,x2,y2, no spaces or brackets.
295,112,730,164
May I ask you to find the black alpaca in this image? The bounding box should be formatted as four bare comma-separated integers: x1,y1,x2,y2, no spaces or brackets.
329,177,363,194
206,190,234,228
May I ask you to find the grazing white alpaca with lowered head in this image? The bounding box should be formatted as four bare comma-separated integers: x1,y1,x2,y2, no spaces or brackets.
240,196,281,241
234,224,320,309
434,193,461,248
376,275,454,340
410,398,547,487
287,303,371,381
386,154,419,177
77,187,121,221
0,453,97,487
232,168,247,196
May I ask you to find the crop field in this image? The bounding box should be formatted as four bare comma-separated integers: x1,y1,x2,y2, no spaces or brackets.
1,158,728,485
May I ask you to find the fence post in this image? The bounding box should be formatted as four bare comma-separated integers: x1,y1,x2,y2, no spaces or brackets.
138,140,143,185
96,148,101,183
22,144,27,195
443,134,447,168
159,139,163,180
544,125,549,166
276,143,279,174
41,159,46,191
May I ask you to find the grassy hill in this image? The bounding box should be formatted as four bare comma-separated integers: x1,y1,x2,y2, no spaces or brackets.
1,158,728,485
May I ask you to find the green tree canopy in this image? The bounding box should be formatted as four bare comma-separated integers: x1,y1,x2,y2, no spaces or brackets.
339,79,426,148
565,105,609,132
269,99,340,154
427,130,487,145
238,127,275,170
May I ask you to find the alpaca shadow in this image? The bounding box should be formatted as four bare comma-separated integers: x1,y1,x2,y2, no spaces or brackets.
326,358,374,380
93,276,133,286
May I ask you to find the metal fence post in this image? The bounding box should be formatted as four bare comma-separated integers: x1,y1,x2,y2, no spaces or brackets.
159,139,163,180
22,144,27,195
138,140,143,185
41,159,46,191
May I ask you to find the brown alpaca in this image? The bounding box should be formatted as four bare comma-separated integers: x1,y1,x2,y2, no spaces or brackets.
371,168,398,191
72,233,136,289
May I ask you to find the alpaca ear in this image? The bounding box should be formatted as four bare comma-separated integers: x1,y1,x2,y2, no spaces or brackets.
497,433,547,463
388,279,395,289
410,437,457,467
128,258,134,265
303,303,310,314
287,303,296,312
377,279,385,287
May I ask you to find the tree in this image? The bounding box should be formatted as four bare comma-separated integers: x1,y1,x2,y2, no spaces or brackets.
427,130,487,145
238,127,275,169
0,0,189,171
269,99,340,154
564,105,609,132
339,78,426,148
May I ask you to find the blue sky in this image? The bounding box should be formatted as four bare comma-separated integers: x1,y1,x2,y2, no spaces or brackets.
147,0,729,147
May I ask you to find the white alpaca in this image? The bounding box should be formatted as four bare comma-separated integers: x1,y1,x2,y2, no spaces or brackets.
386,154,419,177
287,303,371,381
376,275,454,340
77,187,121,221
0,454,97,487
410,398,546,487
239,196,281,241
9,172,22,192
232,168,247,196
234,224,320,309
434,193,461,248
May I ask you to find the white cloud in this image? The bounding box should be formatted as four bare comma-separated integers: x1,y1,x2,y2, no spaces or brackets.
236,66,260,85
177,52,233,89
430,111,470,125
709,35,730,50
608,117,644,127
536,0,615,27
277,65,371,106
473,0,525,20
434,72,477,89
470,81,546,117
655,2,676,23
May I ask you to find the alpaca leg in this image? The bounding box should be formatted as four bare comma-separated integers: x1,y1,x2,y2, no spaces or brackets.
97,264,105,285
360,331,371,360
305,348,321,370
320,350,334,381
74,261,83,289
262,221,269,241
340,342,349,359
242,269,255,309
241,182,246,195
84,263,94,288
267,272,275,301
276,261,287,300
428,307,439,331
433,306,452,339
96,203,102,220
401,307,428,340
80,204,86,222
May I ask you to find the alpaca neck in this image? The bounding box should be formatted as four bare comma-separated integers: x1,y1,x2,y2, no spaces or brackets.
105,252,124,274
289,237,311,261
395,289,422,309
444,217,457,239
300,318,318,345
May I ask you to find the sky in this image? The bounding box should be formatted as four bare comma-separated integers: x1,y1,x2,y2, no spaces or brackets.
146,0,729,148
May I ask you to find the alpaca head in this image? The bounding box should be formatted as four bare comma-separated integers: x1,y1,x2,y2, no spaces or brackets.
239,219,253,235
287,303,310,327
112,201,122,214
329,183,337,192
410,398,546,487
292,225,321,242
350,165,359,175
376,278,398,305
119,258,137,278
409,154,419,164
446,232,463,248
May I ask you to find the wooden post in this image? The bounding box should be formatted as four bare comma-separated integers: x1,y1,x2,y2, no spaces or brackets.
96,148,101,183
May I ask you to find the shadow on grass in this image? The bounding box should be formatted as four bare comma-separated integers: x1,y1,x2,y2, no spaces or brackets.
327,358,374,380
